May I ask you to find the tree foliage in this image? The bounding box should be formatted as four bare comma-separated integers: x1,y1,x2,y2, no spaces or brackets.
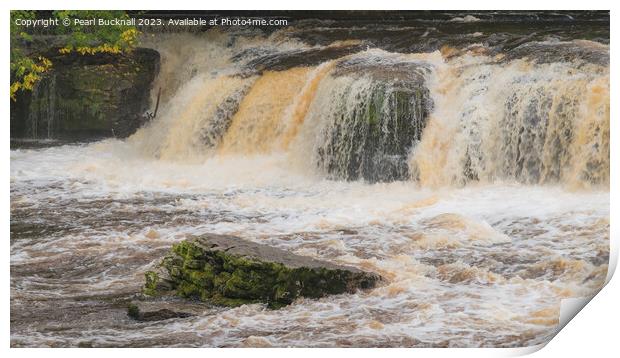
10,10,140,101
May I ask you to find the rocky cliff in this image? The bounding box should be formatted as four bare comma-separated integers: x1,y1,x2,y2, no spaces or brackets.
11,47,160,142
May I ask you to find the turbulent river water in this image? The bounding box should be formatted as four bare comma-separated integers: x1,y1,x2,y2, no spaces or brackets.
10,14,610,347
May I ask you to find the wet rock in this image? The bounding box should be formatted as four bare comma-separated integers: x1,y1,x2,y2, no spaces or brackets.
503,40,609,66
143,234,382,308
199,85,251,148
316,56,432,182
10,47,160,140
127,302,192,322
281,12,608,54
234,43,365,75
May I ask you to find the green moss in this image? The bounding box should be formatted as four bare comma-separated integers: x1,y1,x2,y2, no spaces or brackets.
209,294,257,307
127,303,140,319
143,239,379,309
366,89,385,128
143,270,159,296
175,281,203,299
173,240,205,260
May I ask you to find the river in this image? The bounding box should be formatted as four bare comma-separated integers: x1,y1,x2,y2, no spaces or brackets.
10,13,609,347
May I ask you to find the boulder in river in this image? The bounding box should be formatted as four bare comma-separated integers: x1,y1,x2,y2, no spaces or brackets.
127,302,192,322
143,234,382,308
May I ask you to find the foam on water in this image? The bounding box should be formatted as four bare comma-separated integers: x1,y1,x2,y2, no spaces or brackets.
10,141,608,347
10,29,609,347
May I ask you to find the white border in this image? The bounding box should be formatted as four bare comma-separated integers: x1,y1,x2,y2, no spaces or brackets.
2,1,617,357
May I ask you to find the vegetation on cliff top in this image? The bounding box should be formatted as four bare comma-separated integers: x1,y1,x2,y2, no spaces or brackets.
10,10,140,100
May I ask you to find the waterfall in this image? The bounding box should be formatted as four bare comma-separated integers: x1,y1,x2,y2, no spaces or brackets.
295,51,432,182
218,67,314,154
10,13,611,348
25,74,57,139
410,41,609,188
129,74,254,160
128,33,609,188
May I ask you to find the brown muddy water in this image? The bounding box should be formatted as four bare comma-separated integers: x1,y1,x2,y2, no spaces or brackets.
10,13,609,347
9,151,609,347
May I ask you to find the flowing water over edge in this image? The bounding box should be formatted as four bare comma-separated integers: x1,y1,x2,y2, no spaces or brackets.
11,22,609,347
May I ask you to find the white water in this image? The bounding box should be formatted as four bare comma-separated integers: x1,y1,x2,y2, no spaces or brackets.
10,32,609,347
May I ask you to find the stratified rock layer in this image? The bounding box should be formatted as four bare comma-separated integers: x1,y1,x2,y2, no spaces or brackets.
143,234,382,308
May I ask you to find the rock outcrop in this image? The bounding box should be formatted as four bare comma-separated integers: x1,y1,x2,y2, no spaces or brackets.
10,48,160,141
142,234,382,308
314,56,432,182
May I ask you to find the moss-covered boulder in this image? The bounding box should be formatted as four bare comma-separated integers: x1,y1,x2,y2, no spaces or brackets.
143,234,382,308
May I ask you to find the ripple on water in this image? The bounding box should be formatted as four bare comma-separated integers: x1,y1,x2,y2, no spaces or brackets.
10,145,609,347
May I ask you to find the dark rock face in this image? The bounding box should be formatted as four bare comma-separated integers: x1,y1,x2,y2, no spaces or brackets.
199,86,251,148
503,40,609,66
276,11,608,55
233,43,365,74
316,58,432,183
127,302,192,322
143,234,382,308
10,48,160,141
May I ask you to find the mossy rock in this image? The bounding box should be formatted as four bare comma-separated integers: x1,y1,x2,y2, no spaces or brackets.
143,234,382,309
10,47,160,140
316,58,432,183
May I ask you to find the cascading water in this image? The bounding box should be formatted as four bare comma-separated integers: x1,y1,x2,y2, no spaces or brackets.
130,74,255,160
125,37,609,187
301,52,431,182
218,67,314,154
410,42,609,188
25,73,57,139
11,15,610,348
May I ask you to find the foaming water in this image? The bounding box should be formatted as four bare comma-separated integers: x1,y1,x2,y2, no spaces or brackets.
130,75,254,160
410,43,609,188
11,142,608,347
11,28,609,347
219,67,313,154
